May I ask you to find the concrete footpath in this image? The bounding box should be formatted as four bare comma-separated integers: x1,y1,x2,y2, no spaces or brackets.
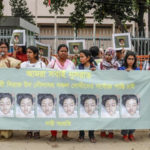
0,130,150,150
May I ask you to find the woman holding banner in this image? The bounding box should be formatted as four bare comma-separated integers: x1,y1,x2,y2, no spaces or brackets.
0,41,21,139
20,46,46,139
48,44,75,70
21,46,46,69
99,47,119,139
118,51,139,71
48,44,75,141
78,50,97,143
118,51,140,141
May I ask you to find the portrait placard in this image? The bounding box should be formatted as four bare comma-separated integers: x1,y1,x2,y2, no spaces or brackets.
35,41,50,59
10,30,26,46
66,40,85,55
112,33,131,50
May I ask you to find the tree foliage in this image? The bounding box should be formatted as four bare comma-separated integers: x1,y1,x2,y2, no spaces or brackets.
43,0,150,37
0,0,3,17
9,0,35,24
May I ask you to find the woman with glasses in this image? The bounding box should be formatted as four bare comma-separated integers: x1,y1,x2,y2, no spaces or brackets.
118,51,139,71
118,51,139,141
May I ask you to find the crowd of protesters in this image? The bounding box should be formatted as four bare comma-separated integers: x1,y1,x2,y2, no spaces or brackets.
0,40,146,143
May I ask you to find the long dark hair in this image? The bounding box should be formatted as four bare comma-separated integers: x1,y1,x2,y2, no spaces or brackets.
80,94,97,106
0,41,9,49
80,49,95,64
19,46,26,54
38,94,55,106
59,94,76,106
27,46,39,60
123,51,137,69
89,46,99,58
122,95,138,106
57,44,68,53
17,93,33,105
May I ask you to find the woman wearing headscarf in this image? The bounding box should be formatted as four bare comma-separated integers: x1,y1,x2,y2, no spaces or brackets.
99,47,119,139
99,47,119,70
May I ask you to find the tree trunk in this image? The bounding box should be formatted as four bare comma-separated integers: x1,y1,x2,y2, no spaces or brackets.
75,27,78,39
137,3,146,37
0,0,3,17
148,7,150,37
113,14,127,33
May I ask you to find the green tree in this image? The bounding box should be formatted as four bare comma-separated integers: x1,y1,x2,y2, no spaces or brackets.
93,0,150,37
9,0,35,24
0,0,3,17
43,0,150,37
130,0,149,37
93,0,133,32
43,0,92,37
68,0,91,37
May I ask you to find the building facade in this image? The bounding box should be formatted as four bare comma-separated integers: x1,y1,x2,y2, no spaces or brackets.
3,0,149,51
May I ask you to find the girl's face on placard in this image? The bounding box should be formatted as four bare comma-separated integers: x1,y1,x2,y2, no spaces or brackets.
105,53,112,62
14,36,19,41
125,99,138,116
0,97,12,115
63,98,75,116
27,49,37,61
41,98,54,116
80,53,90,65
84,99,96,115
20,98,33,115
119,39,125,46
105,99,117,116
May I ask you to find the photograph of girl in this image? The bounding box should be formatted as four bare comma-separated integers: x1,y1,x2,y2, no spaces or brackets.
101,95,120,118
37,94,56,118
16,93,35,118
121,95,140,118
112,33,131,50
59,94,77,118
0,93,14,117
10,30,25,46
80,94,98,118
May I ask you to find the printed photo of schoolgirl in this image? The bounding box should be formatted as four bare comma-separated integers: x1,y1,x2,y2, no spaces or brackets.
80,94,98,118
0,93,14,117
121,95,139,118
121,95,139,141
59,94,77,118
78,94,98,143
16,93,34,118
101,95,120,118
100,95,119,138
37,94,56,118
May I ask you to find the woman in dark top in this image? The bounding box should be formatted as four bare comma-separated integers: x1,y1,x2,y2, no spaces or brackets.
119,51,139,141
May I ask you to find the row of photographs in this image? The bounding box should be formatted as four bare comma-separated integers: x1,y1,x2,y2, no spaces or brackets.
0,93,140,118
10,30,131,57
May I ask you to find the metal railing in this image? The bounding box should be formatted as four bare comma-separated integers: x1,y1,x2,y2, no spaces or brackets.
1,28,150,55
0,28,35,52
37,36,150,55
